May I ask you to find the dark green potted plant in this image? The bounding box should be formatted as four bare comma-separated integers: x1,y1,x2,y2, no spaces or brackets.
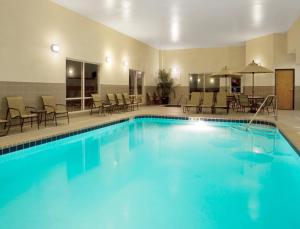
156,69,175,104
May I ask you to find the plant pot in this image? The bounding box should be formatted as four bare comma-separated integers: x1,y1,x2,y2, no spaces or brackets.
161,97,169,104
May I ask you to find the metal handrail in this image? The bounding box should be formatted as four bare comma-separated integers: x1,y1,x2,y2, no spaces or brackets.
246,95,278,131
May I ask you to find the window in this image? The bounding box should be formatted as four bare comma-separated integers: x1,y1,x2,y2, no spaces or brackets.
66,59,99,111
231,77,241,93
189,74,204,92
129,69,144,95
189,73,220,93
205,76,220,92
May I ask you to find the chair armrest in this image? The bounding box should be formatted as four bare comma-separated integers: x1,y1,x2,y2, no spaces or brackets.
56,104,66,108
44,105,56,112
8,107,21,117
25,106,36,112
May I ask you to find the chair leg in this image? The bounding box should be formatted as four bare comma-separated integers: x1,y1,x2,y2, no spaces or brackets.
30,117,33,127
20,118,24,132
67,113,69,124
54,114,57,126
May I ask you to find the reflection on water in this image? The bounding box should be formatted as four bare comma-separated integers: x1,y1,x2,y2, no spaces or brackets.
66,137,101,180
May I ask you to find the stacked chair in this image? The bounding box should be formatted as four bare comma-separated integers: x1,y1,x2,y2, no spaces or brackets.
90,94,111,115
183,92,230,114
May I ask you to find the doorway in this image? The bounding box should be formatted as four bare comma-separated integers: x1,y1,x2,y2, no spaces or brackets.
275,69,294,110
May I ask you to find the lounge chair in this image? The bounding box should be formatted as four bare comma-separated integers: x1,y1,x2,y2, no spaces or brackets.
214,92,229,114
200,92,214,113
183,92,201,113
122,93,136,111
107,93,118,112
257,96,275,115
6,96,38,132
42,96,69,125
115,93,126,111
91,94,111,115
238,95,252,112
0,119,10,136
153,92,161,104
146,92,155,105
136,95,143,108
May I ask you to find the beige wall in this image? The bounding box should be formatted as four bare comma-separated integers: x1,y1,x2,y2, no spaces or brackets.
0,0,159,86
160,46,246,87
245,34,275,87
0,0,300,110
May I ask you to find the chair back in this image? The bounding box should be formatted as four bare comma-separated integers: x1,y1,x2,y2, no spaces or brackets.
91,94,102,107
264,96,273,107
202,92,214,107
188,92,201,106
107,93,116,105
115,93,124,105
42,96,56,113
137,95,143,103
215,92,227,107
239,95,250,107
6,96,26,118
122,93,131,104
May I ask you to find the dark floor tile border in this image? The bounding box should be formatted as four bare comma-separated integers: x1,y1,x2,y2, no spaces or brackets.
134,115,276,127
0,118,129,157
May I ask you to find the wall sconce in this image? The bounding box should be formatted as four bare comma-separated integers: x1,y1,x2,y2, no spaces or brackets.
50,44,60,53
105,56,112,64
210,78,215,84
189,76,193,81
171,67,180,80
123,60,129,67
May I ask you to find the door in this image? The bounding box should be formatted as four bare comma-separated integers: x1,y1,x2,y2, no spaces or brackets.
275,69,294,110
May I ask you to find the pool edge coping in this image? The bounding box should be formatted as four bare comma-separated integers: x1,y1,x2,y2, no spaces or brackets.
1,114,299,156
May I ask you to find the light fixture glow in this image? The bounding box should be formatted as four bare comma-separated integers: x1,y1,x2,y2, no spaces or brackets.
197,78,201,83
123,60,129,67
50,44,60,53
105,56,112,64
189,76,193,81
171,22,179,42
253,2,263,26
210,78,215,84
68,68,73,75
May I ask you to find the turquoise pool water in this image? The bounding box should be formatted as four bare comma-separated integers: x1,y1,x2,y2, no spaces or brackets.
0,118,300,229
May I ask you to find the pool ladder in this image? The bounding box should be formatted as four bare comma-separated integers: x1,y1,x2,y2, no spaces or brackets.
245,95,278,131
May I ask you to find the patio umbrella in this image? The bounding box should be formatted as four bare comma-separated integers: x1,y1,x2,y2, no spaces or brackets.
239,60,273,96
210,66,241,93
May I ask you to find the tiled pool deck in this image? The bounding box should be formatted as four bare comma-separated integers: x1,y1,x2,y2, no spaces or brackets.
0,106,299,154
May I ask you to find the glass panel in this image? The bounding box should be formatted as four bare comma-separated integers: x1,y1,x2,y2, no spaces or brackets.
129,69,135,95
66,60,82,98
66,99,82,112
189,74,204,93
205,75,220,92
137,72,143,95
231,77,241,93
84,63,98,97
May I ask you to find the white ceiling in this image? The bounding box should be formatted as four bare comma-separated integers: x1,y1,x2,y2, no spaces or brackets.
52,0,300,49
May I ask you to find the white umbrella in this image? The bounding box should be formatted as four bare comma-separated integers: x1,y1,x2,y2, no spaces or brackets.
239,60,273,96
210,66,241,93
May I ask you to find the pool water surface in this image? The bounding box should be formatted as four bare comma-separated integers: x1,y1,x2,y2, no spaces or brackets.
0,118,300,229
